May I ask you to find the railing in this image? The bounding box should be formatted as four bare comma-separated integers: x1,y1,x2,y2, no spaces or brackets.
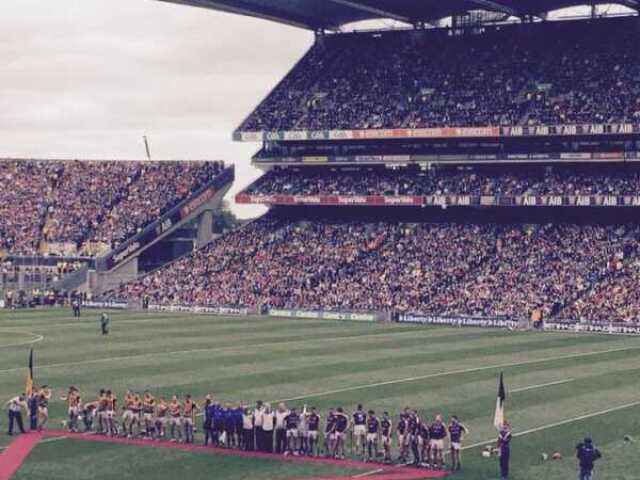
3,255,96,269
51,264,89,291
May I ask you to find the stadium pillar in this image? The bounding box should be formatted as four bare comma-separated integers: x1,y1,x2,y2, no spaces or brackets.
196,210,214,249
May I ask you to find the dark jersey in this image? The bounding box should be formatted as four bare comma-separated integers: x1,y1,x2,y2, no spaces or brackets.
407,416,419,435
367,416,379,434
308,413,320,432
28,396,39,414
381,418,392,437
233,408,244,429
143,401,155,414
205,404,215,422
577,443,601,471
353,411,366,426
419,422,430,440
429,422,447,440
223,409,235,430
325,414,336,433
212,406,224,426
448,423,467,443
397,416,407,435
285,413,299,430
498,430,512,453
335,414,348,433
131,401,142,414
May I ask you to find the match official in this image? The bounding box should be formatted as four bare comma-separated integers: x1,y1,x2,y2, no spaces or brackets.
6,395,27,435
100,312,110,335
72,297,81,317
497,421,512,480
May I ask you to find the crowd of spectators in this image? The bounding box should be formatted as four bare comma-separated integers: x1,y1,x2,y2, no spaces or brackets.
111,215,640,323
422,224,634,319
88,161,222,249
245,167,640,198
44,161,138,246
561,256,640,323
0,160,224,256
0,160,60,255
239,18,640,132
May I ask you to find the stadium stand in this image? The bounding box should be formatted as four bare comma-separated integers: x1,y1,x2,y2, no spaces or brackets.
108,215,639,323
238,17,640,133
244,166,640,197
101,14,640,326
0,159,224,257
6,11,640,326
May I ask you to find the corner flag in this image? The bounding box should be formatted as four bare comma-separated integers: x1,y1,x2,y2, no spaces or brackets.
493,372,506,430
25,348,34,397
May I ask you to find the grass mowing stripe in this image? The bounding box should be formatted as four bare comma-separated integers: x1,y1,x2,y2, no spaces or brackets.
272,345,640,402
292,348,640,412
0,327,455,375
33,328,568,378
388,365,640,438
461,400,640,451
41,332,631,397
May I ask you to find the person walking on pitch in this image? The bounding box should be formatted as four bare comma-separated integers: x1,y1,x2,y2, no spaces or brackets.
100,312,110,335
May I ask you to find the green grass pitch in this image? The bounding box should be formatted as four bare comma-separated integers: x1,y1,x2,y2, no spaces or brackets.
1,308,640,479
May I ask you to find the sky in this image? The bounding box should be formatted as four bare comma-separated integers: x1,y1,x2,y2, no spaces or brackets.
0,1,633,218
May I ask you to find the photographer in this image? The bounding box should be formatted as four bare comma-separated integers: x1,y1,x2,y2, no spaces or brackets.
576,437,601,480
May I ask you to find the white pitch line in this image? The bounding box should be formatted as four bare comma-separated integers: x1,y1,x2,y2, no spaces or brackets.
510,378,575,393
273,345,640,403
352,468,384,478
0,332,44,348
0,329,429,376
22,314,314,330
39,435,68,445
460,400,640,452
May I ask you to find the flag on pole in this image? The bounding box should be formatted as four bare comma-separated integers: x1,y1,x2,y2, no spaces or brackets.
25,348,34,397
493,372,506,430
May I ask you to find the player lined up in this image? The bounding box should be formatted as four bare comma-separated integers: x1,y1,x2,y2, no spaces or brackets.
53,389,469,470
61,388,199,443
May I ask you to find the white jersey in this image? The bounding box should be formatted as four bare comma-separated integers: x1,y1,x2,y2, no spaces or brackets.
242,413,254,430
275,410,289,429
262,412,275,431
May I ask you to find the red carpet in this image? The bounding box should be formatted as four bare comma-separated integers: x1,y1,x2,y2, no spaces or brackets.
0,433,43,480
44,430,447,479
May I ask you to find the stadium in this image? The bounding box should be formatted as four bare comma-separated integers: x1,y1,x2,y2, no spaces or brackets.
2,1,640,479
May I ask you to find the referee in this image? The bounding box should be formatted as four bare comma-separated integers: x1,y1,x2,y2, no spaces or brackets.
100,312,110,335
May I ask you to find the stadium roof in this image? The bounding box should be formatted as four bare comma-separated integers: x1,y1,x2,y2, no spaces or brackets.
159,0,639,30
